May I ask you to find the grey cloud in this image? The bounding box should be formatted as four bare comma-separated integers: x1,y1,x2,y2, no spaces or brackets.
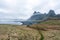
0,0,60,19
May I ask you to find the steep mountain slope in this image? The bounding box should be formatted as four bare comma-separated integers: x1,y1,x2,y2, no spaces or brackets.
21,11,46,25
29,11,45,20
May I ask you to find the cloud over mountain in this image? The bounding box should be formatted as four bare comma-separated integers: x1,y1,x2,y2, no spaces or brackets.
0,0,60,19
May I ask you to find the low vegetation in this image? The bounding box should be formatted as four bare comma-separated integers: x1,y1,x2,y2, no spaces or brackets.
0,20,60,40
0,24,41,40
40,20,60,25
29,20,60,40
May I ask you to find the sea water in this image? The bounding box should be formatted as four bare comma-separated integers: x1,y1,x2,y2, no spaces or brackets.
0,19,23,25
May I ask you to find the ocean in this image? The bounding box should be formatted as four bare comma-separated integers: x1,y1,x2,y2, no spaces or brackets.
0,19,23,25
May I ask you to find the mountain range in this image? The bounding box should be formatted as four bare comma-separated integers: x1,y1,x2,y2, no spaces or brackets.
21,10,60,25
0,10,60,25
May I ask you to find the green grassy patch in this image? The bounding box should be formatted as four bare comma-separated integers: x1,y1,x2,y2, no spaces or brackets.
40,20,60,25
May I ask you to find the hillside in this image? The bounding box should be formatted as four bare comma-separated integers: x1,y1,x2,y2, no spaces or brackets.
30,20,60,40
0,20,60,40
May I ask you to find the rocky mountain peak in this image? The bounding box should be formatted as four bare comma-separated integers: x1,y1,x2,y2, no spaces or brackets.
33,11,41,15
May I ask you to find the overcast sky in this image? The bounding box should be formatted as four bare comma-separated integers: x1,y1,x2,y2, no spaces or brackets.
0,0,60,19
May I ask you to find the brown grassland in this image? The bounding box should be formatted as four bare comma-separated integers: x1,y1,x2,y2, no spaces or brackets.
0,20,60,40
